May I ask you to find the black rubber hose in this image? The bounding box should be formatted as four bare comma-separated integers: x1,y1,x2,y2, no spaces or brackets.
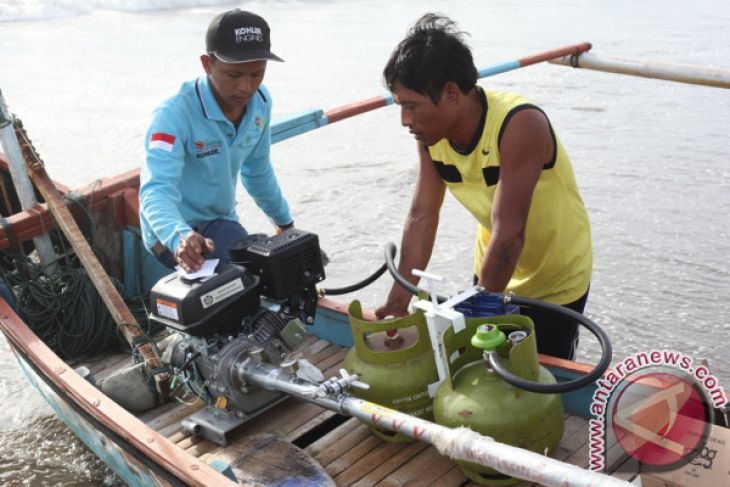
380,243,611,393
383,242,448,302
383,242,421,296
320,263,388,296
487,295,612,393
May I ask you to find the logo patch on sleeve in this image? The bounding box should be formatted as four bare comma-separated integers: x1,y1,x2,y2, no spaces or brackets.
150,133,176,152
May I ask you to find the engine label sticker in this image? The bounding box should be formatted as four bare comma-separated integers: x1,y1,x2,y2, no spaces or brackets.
156,299,179,321
200,278,244,309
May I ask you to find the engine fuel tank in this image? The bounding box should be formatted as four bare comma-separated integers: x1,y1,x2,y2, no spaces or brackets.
149,263,259,336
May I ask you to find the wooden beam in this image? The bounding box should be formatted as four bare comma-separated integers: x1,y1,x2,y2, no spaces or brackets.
0,164,141,250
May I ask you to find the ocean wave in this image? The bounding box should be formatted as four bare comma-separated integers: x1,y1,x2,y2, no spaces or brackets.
0,0,235,22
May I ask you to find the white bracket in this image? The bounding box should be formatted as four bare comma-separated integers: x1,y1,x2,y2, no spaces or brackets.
411,269,478,397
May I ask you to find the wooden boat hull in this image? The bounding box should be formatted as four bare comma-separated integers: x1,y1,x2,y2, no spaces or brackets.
4,335,175,486
0,299,236,486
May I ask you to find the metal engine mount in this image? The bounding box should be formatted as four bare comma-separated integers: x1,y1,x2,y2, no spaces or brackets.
149,229,325,445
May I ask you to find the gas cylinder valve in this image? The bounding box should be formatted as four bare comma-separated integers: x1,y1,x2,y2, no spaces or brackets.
470,324,507,372
471,324,507,355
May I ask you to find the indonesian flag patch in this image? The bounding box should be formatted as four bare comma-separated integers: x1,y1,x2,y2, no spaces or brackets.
149,132,176,152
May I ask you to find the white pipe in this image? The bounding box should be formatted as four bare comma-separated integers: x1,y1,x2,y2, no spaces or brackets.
0,90,57,272
242,361,632,487
429,425,629,487
549,52,730,89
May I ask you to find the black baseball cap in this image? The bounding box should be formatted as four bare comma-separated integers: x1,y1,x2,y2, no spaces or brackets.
206,10,283,63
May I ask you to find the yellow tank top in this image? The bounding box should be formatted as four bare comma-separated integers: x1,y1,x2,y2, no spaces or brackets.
427,89,591,304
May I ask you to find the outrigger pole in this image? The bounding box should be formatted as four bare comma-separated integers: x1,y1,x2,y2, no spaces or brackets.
271,42,593,143
549,52,730,89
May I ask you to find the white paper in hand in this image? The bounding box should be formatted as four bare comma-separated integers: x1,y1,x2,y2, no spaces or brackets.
176,258,219,280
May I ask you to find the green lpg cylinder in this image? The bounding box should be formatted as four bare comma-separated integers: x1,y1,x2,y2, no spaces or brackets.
343,300,439,442
433,315,564,486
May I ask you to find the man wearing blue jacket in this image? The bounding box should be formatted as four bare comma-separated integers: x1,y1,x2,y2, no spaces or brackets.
140,9,293,272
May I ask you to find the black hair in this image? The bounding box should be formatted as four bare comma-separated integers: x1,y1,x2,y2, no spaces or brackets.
383,13,478,104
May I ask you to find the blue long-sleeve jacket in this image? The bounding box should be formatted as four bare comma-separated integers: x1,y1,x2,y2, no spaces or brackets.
139,76,291,253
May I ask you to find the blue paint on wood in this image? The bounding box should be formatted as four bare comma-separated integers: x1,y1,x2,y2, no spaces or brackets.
272,121,327,144
308,306,353,347
479,60,521,78
548,366,597,419
207,459,237,481
0,276,18,310
272,109,325,133
271,109,327,144
11,351,163,486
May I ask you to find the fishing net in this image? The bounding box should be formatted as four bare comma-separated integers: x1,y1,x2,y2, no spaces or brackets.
0,223,157,360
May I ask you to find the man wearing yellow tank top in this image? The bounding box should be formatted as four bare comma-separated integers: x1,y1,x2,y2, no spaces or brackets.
375,14,592,360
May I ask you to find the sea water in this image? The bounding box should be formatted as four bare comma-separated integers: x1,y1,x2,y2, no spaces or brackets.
1,0,729,484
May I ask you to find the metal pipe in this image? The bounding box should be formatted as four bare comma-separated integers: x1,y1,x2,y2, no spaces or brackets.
237,360,344,413
240,361,631,487
549,52,730,89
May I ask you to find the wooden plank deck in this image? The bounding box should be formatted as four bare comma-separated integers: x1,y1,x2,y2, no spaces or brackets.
86,335,642,486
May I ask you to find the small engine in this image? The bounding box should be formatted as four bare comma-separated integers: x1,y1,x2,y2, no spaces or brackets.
148,228,325,445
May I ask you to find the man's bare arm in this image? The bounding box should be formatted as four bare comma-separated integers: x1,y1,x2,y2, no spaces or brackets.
478,108,553,291
376,143,446,318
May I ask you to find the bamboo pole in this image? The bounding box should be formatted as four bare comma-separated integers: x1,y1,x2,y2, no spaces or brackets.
549,52,730,89
0,91,57,272
272,41,593,143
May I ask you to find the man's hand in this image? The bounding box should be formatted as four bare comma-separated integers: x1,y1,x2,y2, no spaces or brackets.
174,231,214,272
374,299,410,320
